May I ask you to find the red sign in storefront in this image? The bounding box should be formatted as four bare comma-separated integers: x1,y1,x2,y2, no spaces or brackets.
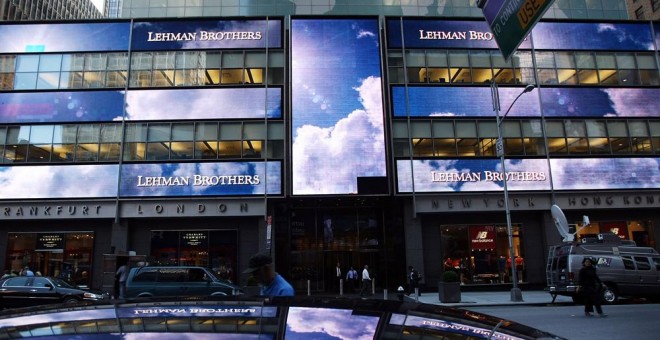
469,226,496,250
600,221,628,239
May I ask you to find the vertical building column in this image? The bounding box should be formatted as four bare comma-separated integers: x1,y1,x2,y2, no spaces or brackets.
110,220,129,254
403,200,424,283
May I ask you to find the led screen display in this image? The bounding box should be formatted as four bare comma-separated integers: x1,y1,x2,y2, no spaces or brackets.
389,314,525,340
0,164,119,199
0,91,125,123
655,22,660,50
392,86,541,117
119,161,281,197
397,159,551,193
116,305,277,318
0,22,130,53
125,88,281,120
27,333,271,339
540,88,659,117
532,22,654,51
285,307,379,339
0,309,116,328
550,158,660,190
131,19,282,50
291,18,386,195
386,19,531,50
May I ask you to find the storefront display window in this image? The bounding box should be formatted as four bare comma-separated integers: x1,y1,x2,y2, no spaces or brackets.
440,224,523,285
149,230,237,283
4,232,94,287
576,220,655,247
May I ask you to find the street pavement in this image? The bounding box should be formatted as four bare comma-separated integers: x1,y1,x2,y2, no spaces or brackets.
404,289,574,307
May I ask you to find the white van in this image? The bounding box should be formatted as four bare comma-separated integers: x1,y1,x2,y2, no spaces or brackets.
546,233,660,304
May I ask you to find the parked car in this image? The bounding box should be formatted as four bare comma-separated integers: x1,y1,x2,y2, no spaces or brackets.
124,266,242,298
0,276,107,309
546,232,660,304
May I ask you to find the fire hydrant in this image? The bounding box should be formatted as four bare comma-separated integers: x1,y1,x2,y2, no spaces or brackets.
397,286,405,301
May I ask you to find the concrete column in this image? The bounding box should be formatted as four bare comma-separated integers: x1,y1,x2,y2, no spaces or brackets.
110,220,129,254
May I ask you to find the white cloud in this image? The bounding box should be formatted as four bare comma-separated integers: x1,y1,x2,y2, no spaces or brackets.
125,89,274,120
292,76,385,194
603,88,655,117
286,307,377,340
551,158,660,190
0,165,118,199
430,112,458,116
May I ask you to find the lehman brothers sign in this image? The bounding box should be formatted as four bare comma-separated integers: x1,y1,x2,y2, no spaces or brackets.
146,30,262,42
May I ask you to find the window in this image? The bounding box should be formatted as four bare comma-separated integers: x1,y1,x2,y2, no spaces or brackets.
653,0,660,11
634,257,651,270
132,268,158,282
622,256,635,270
634,6,645,19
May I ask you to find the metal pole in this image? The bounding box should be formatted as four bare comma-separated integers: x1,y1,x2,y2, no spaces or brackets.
414,287,419,302
340,279,343,296
383,288,388,300
307,279,311,296
492,82,523,302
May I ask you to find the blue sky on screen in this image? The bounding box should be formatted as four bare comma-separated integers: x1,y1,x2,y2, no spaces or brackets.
131,20,281,50
532,22,654,51
124,88,281,120
397,159,550,193
0,165,119,199
392,86,541,117
0,23,129,53
397,158,660,193
285,307,378,340
119,162,281,197
550,158,660,190
291,18,386,195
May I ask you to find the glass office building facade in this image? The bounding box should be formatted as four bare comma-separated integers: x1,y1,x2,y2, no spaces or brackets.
0,15,658,293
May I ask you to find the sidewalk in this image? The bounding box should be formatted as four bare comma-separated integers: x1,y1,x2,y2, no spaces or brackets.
404,289,574,307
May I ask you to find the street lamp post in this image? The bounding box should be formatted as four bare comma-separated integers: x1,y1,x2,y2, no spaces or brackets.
491,82,535,302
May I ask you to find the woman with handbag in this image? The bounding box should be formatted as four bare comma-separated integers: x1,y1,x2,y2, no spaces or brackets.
577,257,607,317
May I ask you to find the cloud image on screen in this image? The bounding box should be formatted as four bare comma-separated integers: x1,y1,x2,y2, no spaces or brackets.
285,307,379,340
125,88,281,120
0,164,119,199
291,19,386,195
550,158,660,190
392,86,540,117
397,159,551,193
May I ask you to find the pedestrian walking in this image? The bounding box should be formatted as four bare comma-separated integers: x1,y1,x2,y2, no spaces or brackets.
577,257,607,317
334,262,342,293
115,264,128,299
243,253,294,297
407,265,421,296
346,266,358,293
359,265,371,296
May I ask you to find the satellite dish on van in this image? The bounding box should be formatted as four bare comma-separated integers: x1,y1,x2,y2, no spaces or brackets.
551,205,572,241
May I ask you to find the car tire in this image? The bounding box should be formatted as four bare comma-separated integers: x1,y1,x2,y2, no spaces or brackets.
601,285,617,304
63,297,79,304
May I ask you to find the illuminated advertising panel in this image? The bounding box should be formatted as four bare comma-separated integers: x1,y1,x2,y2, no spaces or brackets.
0,22,130,53
125,88,281,120
540,88,659,117
116,305,277,318
0,164,119,199
285,307,379,339
386,19,531,49
0,91,124,123
291,18,386,195
389,314,525,340
392,86,541,117
0,309,116,328
550,158,660,190
131,19,282,50
119,161,281,197
655,22,660,50
531,22,654,51
397,159,551,193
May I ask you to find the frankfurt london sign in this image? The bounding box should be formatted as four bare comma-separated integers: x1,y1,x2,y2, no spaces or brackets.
479,0,555,60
